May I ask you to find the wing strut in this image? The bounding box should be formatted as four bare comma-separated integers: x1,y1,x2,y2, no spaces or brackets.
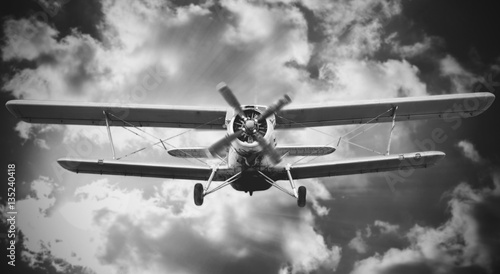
103,111,117,160
204,171,241,196
257,170,307,207
194,168,241,206
385,106,398,155
286,164,298,198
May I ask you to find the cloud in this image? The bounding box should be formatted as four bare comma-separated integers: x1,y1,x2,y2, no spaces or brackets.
386,33,436,58
374,220,399,234
301,0,401,60
314,58,427,101
347,221,399,255
14,121,63,149
440,55,477,94
457,140,483,163
351,177,500,274
348,230,369,254
2,18,59,62
223,0,277,44
11,176,341,274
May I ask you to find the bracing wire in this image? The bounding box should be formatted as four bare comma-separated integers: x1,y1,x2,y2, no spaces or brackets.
106,112,225,166
278,107,394,165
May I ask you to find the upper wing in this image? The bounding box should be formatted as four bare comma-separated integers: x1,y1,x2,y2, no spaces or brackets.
270,151,445,180
275,92,495,128
57,158,235,181
7,93,494,129
6,100,227,129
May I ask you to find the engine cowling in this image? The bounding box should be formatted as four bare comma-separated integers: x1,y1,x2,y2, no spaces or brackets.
227,105,274,155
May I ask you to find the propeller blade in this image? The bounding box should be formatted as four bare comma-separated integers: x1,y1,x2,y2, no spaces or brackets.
255,133,282,164
217,82,246,118
257,94,291,123
208,130,244,157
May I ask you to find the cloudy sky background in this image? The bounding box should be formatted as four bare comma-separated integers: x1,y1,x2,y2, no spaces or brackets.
1,0,499,273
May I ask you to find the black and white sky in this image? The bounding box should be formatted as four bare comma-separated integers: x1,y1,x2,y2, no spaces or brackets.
1,0,499,273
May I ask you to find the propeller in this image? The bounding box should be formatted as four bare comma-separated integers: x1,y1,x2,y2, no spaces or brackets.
209,82,291,164
217,82,246,118
256,94,291,123
208,129,243,157
255,133,282,164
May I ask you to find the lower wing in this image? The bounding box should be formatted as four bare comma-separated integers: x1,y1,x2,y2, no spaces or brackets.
58,151,444,181
271,151,445,180
57,159,235,181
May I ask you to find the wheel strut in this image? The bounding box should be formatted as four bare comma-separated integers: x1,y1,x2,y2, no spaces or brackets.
257,169,307,207
193,170,241,206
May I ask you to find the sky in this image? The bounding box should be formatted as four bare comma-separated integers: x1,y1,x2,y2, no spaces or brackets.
1,0,499,273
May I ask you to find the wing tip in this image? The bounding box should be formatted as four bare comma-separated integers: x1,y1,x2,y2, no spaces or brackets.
420,151,446,165
57,158,74,171
470,92,495,116
57,158,93,172
5,100,20,118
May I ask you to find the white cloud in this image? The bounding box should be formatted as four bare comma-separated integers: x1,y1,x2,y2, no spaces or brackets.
440,55,477,93
303,0,401,60
14,121,63,149
316,59,427,101
223,0,276,44
457,140,483,163
386,33,436,58
348,230,368,254
12,175,341,274
347,220,399,255
374,220,399,234
2,18,59,61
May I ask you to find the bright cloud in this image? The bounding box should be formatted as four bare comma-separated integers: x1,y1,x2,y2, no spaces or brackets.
374,220,399,234
348,230,369,254
13,176,341,274
457,140,483,163
440,55,477,94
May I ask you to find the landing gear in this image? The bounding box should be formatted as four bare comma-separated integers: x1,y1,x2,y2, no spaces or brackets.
297,186,307,207
193,169,242,206
258,165,307,208
194,183,204,206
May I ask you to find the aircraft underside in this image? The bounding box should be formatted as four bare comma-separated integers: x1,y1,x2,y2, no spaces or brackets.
230,172,272,193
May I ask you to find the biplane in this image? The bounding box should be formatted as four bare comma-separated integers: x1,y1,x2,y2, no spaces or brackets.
6,83,495,207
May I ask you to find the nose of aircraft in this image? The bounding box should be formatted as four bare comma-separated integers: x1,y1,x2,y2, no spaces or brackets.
245,119,256,131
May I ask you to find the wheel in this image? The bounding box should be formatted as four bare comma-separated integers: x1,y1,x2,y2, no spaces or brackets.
297,186,306,207
194,183,204,206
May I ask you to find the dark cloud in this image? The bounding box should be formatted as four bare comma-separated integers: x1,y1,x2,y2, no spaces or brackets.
38,0,104,42
382,262,436,274
472,195,500,271
402,0,500,71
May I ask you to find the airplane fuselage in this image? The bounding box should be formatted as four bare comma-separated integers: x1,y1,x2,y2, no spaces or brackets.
225,105,277,193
